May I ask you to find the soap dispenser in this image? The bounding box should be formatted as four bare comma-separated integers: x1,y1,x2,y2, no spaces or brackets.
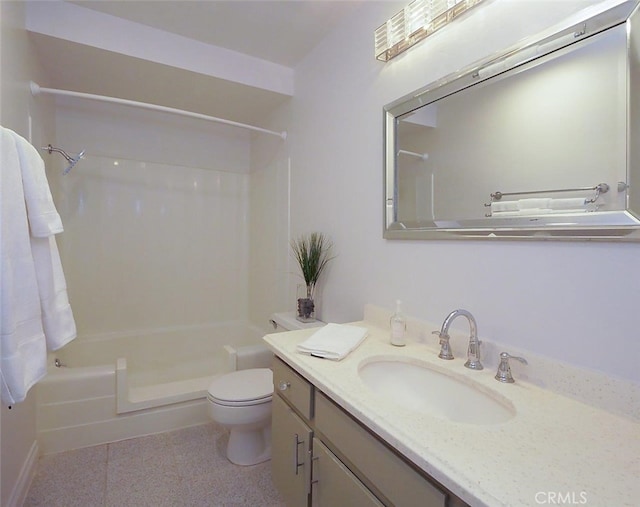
390,300,407,347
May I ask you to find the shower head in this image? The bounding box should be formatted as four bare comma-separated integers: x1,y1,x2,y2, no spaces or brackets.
41,144,85,175
63,149,85,175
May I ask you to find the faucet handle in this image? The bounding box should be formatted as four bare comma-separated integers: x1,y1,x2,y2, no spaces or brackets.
432,331,454,360
495,352,528,383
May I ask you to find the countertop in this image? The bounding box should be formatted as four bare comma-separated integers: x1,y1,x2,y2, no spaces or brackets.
263,320,640,507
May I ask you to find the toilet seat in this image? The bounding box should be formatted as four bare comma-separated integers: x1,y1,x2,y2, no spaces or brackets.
207,368,273,407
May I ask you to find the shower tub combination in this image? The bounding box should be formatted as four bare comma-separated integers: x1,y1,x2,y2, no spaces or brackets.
36,322,274,455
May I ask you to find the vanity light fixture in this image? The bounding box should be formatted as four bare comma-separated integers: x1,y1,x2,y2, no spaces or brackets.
375,0,486,62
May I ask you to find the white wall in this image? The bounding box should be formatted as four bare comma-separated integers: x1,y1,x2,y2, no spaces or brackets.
275,0,640,384
1,1,55,505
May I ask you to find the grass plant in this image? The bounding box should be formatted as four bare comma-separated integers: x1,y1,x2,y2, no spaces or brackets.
291,232,334,299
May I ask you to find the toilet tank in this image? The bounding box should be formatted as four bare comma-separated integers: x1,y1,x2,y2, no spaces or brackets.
228,313,324,372
225,313,324,372
269,312,325,332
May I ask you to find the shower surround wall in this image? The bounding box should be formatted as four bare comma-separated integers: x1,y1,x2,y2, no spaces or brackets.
58,154,249,334
53,99,252,337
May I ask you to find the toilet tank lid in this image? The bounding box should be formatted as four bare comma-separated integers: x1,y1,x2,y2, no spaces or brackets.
271,312,324,331
208,368,273,402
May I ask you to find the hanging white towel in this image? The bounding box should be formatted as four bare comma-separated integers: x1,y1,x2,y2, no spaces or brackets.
0,127,76,404
15,134,63,237
30,235,77,351
1,127,48,404
297,323,368,361
12,131,77,352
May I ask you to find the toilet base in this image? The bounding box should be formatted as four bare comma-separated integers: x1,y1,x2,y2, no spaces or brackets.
226,424,271,466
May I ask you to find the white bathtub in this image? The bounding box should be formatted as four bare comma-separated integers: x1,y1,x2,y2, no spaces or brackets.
36,322,274,455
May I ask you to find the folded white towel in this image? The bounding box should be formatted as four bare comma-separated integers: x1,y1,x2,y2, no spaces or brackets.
518,198,551,210
490,210,523,217
490,201,519,213
297,323,368,361
492,208,591,217
548,197,587,210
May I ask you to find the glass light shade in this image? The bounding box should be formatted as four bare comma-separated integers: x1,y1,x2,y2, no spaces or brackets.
375,0,486,62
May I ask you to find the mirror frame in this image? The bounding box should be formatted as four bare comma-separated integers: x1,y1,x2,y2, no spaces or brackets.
383,1,640,241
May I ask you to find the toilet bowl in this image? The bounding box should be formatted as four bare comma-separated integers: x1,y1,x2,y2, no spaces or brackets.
207,368,273,466
208,313,324,466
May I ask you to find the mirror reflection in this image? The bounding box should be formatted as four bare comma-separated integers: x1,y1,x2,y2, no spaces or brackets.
384,1,640,240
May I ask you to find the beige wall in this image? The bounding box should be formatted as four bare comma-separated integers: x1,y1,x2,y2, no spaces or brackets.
1,2,55,505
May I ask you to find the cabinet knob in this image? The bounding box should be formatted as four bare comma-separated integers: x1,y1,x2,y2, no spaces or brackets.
278,380,291,391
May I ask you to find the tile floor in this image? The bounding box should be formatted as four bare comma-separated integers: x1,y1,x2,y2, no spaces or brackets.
25,423,286,507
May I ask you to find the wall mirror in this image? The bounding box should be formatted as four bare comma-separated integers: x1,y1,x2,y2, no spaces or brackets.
384,1,640,240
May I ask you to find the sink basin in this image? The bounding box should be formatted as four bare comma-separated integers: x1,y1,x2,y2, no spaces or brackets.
358,357,515,425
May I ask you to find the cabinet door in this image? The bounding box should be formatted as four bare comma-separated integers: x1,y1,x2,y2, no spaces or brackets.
312,438,384,507
272,394,312,507
315,392,447,507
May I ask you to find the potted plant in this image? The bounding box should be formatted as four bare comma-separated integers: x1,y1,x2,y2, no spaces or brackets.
291,232,334,322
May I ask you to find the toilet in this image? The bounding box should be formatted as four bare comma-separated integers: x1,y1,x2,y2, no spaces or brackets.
207,368,273,466
207,312,323,466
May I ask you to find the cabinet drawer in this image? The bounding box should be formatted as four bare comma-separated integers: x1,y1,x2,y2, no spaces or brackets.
315,392,447,507
273,357,313,420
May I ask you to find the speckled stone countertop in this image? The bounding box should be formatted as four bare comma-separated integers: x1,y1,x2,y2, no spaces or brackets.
263,316,640,507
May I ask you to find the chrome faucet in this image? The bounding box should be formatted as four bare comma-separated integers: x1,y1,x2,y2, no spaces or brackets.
432,309,483,370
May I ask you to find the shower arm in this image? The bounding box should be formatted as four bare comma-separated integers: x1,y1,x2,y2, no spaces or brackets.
43,144,74,164
41,144,86,175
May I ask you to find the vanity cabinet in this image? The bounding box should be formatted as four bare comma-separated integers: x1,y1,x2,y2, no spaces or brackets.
272,395,312,506
272,358,314,506
272,357,466,507
311,437,383,507
314,391,447,507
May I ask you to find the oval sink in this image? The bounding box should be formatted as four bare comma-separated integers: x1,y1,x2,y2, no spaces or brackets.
358,357,515,425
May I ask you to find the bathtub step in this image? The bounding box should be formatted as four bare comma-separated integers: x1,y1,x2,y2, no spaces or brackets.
120,375,214,413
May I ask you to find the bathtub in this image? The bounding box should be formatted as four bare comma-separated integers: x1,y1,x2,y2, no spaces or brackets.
36,322,274,455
